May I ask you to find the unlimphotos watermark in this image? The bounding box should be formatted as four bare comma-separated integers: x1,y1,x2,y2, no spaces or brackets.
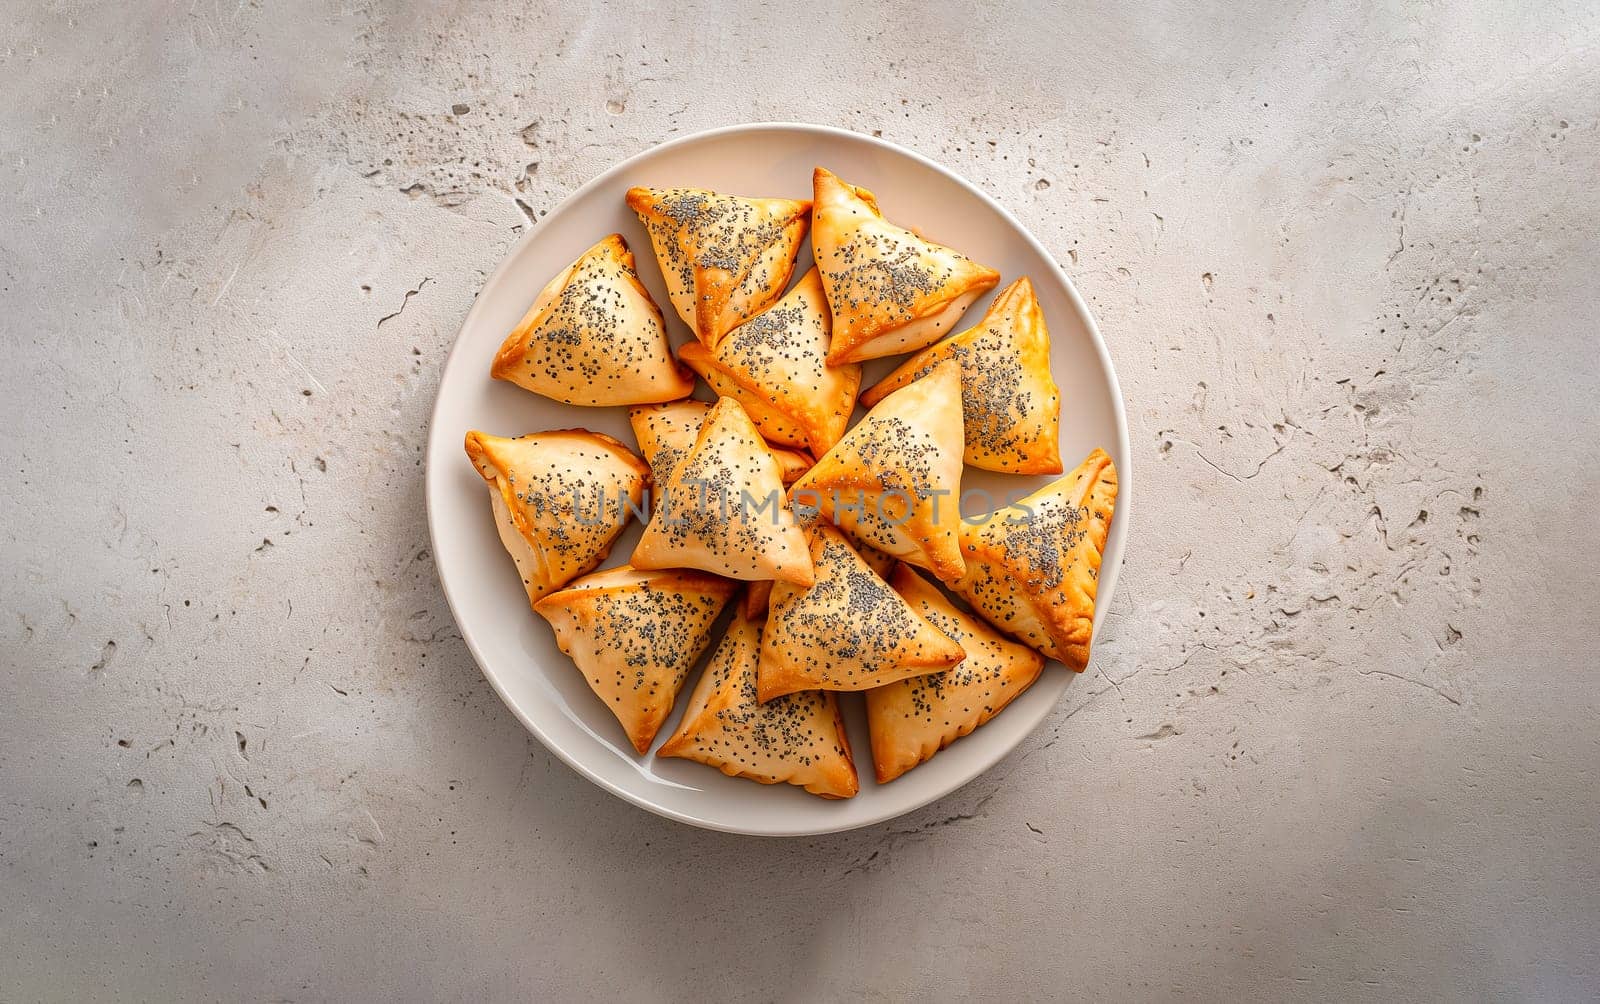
518,481,1038,529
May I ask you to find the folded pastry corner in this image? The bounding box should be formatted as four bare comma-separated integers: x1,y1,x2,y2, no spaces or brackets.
866,565,1045,783
629,399,714,485
862,276,1062,475
490,234,694,406
953,448,1118,670
626,186,811,347
758,523,964,702
678,268,861,455
811,166,1000,364
534,565,737,754
738,514,870,620
464,429,649,607
631,398,815,586
629,399,813,488
791,359,968,583
658,610,859,799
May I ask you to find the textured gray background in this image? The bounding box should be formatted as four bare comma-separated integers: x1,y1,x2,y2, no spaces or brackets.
3,1,1598,999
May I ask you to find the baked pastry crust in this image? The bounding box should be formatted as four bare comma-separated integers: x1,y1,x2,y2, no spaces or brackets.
736,548,918,623
952,448,1118,670
490,234,694,406
534,565,737,754
678,268,861,455
758,524,964,701
811,167,999,364
626,186,810,347
629,399,813,489
742,538,891,621
856,543,896,579
769,444,815,486
862,276,1062,474
629,399,710,485
866,565,1045,783
791,360,968,583
658,609,859,799
631,398,815,585
741,578,775,620
464,429,649,607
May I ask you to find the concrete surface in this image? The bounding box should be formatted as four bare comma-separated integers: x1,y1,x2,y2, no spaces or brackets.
3,1,1598,999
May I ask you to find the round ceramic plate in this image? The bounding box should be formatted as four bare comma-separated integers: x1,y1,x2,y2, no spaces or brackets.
425,123,1130,835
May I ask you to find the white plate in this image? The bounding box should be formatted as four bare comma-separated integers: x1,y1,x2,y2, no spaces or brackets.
425,123,1130,835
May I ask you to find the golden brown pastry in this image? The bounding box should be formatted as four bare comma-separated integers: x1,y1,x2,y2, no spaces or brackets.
743,539,893,621
626,186,810,347
629,399,814,489
769,444,815,486
631,398,815,585
758,524,964,701
658,609,859,799
862,277,1062,475
741,578,775,620
629,399,711,485
490,235,694,406
866,566,1046,783
791,360,967,583
464,429,648,607
534,565,737,754
811,167,1000,364
678,269,861,455
856,543,897,579
953,448,1118,670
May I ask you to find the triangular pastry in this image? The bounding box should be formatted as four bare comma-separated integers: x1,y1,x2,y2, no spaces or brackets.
658,610,859,799
791,360,968,583
952,449,1118,670
866,565,1045,783
534,565,737,753
464,429,648,607
811,167,1000,364
631,398,814,585
862,277,1062,474
678,269,861,455
629,400,815,491
625,186,811,347
491,235,694,406
758,524,965,702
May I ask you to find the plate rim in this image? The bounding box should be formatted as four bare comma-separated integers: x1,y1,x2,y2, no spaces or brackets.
424,121,1132,836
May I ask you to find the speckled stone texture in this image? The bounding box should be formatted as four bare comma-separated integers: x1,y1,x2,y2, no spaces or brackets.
3,2,1597,998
